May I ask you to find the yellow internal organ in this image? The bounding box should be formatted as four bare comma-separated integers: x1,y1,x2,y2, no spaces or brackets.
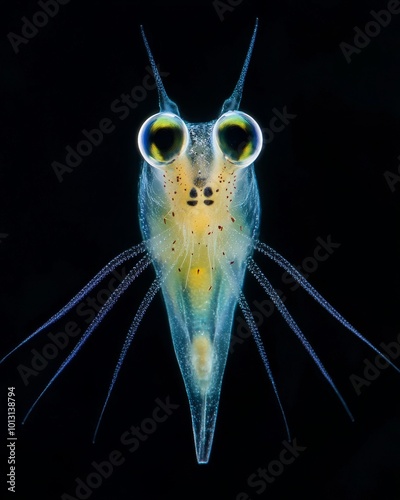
191,336,213,382
186,265,211,294
187,206,217,234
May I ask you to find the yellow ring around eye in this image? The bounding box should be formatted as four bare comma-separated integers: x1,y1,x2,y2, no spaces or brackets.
138,112,189,168
213,111,262,167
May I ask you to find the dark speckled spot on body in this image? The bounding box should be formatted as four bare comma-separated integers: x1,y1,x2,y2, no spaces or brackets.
194,177,207,188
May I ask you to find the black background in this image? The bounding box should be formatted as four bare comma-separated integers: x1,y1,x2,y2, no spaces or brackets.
1,0,400,499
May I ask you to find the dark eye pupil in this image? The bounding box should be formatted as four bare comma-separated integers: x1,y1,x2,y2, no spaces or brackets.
214,112,262,166
151,127,176,153
222,125,249,155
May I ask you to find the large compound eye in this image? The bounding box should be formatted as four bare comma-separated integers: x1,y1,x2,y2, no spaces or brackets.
138,112,189,167
213,111,262,167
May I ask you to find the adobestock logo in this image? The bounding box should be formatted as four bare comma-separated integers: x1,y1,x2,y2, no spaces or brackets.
213,0,244,22
61,396,180,500
383,154,400,193
236,438,307,499
339,1,400,63
16,267,128,386
7,0,71,54
349,331,400,395
230,235,341,354
260,106,297,146
52,65,169,183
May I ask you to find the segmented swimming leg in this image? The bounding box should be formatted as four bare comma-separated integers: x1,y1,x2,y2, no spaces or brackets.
255,241,400,374
217,252,290,440
248,257,353,420
22,255,152,424
0,242,147,365
238,291,291,440
93,252,183,441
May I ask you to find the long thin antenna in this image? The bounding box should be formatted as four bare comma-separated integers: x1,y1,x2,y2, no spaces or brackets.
140,25,180,114
221,18,259,113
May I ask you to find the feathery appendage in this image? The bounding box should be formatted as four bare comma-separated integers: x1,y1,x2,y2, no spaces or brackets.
247,258,353,421
255,241,400,375
0,242,147,365
238,291,291,440
218,232,291,440
93,273,164,442
22,255,152,424
92,245,187,441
